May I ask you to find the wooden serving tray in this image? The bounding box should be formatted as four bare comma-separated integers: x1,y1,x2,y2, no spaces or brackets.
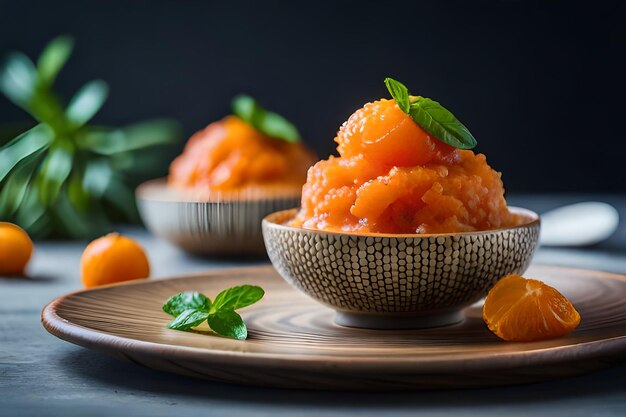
41,265,626,390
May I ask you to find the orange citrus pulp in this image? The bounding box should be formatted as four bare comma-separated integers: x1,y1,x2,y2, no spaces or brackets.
483,274,581,342
292,98,517,234
169,116,316,191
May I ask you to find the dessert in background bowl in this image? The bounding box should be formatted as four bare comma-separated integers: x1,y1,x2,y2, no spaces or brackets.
263,78,540,328
137,95,316,255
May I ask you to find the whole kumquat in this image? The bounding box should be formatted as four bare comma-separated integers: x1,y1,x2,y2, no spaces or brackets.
0,222,34,276
483,274,581,342
81,233,150,288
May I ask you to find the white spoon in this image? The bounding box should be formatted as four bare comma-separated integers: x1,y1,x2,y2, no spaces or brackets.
539,202,619,247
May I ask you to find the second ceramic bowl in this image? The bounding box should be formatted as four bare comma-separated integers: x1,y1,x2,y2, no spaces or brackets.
137,179,301,256
262,208,540,329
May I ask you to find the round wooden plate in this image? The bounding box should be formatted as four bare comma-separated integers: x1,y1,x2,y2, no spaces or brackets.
42,265,626,390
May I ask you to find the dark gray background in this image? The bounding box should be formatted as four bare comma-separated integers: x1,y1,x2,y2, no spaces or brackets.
1,0,624,192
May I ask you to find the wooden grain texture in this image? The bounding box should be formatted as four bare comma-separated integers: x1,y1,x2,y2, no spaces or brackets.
41,264,626,390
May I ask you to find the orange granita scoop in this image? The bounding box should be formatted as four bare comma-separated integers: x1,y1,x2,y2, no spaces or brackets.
335,98,457,167
483,274,581,342
169,115,315,192
292,78,520,234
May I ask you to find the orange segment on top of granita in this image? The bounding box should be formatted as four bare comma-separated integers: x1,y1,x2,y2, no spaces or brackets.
291,78,519,234
335,98,457,167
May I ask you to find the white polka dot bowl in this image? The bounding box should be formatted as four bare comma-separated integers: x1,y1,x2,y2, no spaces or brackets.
262,208,540,329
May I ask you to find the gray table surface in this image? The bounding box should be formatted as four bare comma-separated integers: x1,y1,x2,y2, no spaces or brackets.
2,194,626,417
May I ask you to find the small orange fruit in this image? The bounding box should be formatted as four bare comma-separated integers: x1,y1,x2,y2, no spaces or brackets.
81,233,150,288
483,274,581,342
0,222,34,276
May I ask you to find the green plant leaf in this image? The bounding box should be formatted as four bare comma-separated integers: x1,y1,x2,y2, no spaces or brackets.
167,309,209,330
163,292,212,317
384,77,477,150
0,149,44,218
211,285,265,312
37,143,74,204
25,212,53,238
384,78,410,113
66,79,109,127
120,119,180,149
409,98,477,150
79,120,180,155
82,159,113,197
52,187,104,238
37,36,74,86
14,181,48,233
67,170,91,213
102,175,139,222
207,310,247,340
232,95,300,143
0,52,37,108
1,38,180,238
0,125,52,182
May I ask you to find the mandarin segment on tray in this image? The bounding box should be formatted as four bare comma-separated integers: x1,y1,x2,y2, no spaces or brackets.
81,233,150,288
335,98,456,167
292,93,517,234
169,115,315,191
483,274,581,342
0,222,34,276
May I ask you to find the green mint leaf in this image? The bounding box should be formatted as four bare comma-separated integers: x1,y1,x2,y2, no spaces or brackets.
383,77,477,150
37,36,74,86
167,309,209,331
207,310,247,340
211,285,265,312
66,79,109,127
163,292,212,316
384,78,410,113
232,95,300,143
409,98,477,150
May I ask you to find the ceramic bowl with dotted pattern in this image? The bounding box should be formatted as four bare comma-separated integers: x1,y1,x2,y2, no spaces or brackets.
262,208,540,329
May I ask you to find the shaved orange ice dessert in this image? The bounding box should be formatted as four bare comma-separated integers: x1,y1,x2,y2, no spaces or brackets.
292,78,519,234
169,95,316,198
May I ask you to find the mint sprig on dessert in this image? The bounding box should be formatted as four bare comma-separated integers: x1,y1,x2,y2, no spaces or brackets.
384,78,477,150
232,94,300,143
163,285,265,340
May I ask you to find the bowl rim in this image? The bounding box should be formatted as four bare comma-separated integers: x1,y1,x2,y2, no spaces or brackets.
136,178,302,203
263,206,540,239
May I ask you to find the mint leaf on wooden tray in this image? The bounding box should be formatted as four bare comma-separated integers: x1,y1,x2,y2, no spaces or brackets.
162,285,264,340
